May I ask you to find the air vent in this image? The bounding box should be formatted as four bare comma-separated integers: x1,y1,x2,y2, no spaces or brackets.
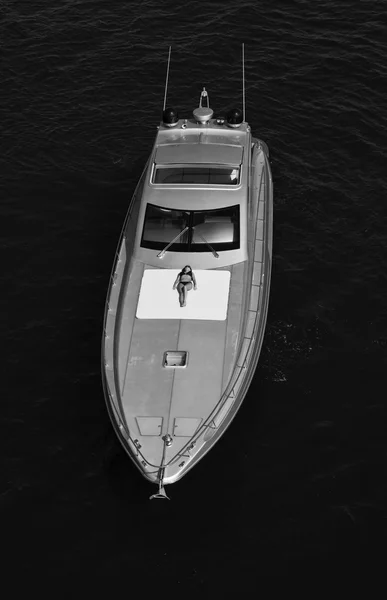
163,351,188,368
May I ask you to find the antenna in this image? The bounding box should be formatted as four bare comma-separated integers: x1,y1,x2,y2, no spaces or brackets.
163,46,172,111
242,43,246,123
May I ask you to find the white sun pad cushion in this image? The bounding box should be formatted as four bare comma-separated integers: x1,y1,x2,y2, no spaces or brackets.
136,269,231,320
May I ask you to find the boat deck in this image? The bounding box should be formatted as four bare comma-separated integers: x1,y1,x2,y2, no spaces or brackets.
114,259,246,463
103,146,271,475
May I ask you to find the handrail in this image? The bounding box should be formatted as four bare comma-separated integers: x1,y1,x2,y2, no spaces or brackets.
102,159,149,319
101,162,151,456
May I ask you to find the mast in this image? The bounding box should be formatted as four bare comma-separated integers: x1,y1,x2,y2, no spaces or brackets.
163,46,172,111
242,42,246,123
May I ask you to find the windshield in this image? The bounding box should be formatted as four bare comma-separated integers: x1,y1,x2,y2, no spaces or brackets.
141,203,240,252
153,166,240,185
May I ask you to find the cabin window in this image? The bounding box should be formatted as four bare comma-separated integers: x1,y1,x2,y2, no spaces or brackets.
141,204,240,252
153,166,240,185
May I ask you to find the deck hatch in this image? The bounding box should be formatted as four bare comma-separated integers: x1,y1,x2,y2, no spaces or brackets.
135,417,163,436
173,417,203,437
163,351,188,368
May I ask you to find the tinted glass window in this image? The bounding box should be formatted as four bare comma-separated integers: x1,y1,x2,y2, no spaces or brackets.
141,205,190,245
154,167,240,185
141,204,240,252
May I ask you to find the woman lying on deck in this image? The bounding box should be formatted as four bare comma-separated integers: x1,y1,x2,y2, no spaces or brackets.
172,265,197,307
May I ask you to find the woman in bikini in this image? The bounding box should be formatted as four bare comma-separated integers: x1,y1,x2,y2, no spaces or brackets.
172,265,197,307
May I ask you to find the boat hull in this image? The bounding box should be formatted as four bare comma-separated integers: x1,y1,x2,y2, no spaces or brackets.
101,128,273,491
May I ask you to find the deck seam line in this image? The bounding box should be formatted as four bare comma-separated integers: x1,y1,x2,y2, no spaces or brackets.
166,315,182,436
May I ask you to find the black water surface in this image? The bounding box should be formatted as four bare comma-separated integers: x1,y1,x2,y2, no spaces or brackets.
2,0,387,584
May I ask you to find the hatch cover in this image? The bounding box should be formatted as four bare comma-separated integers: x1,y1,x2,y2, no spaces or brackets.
163,351,188,368
135,417,163,436
173,417,203,437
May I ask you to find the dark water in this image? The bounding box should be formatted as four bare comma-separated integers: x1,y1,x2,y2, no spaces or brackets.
2,0,387,582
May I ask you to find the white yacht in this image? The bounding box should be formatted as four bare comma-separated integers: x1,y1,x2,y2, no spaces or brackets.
101,59,273,498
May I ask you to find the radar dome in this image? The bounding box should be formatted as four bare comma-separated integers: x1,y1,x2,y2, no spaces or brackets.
226,108,243,128
162,107,179,127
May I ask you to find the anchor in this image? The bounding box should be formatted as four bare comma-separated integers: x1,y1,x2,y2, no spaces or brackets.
149,435,172,500
149,482,170,500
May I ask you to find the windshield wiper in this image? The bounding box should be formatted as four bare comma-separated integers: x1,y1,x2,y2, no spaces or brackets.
157,226,190,258
192,227,219,258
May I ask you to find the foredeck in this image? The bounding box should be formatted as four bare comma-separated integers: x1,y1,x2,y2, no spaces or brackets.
114,259,246,464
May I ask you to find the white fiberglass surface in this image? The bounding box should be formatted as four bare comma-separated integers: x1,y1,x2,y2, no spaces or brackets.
136,269,231,320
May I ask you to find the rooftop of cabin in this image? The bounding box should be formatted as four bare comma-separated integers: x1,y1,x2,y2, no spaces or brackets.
141,114,251,209
149,118,250,191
